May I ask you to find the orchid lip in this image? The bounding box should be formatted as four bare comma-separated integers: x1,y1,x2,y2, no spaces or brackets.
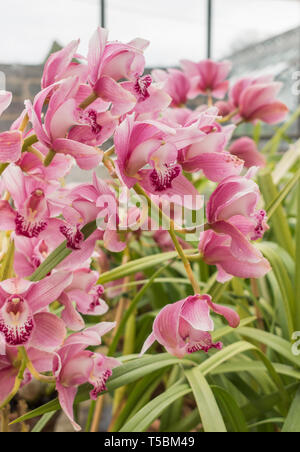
251,210,267,241
134,75,152,101
15,213,47,238
186,341,223,354
60,224,84,250
150,164,180,192
90,369,112,399
78,108,102,135
0,296,34,346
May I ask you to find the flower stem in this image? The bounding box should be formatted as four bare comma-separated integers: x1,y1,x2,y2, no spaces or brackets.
18,113,29,133
22,135,38,152
217,108,239,123
0,355,27,411
44,148,56,167
19,347,55,383
169,224,201,294
0,163,9,176
79,92,99,110
27,146,45,164
134,183,200,294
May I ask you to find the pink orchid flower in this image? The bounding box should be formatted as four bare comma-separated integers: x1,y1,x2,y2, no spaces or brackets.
0,346,54,405
200,171,271,282
0,164,57,238
27,77,103,170
162,106,244,182
67,84,119,147
152,68,191,107
41,39,88,89
121,75,172,117
229,76,288,124
114,115,201,199
0,273,71,349
141,294,240,358
0,91,22,164
58,269,108,331
88,27,149,116
229,137,266,168
181,59,232,99
53,323,120,431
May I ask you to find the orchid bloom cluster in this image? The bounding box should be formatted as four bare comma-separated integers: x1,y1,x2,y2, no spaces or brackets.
0,27,287,430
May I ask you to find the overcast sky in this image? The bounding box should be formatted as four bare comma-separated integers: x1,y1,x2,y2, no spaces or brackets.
0,0,299,67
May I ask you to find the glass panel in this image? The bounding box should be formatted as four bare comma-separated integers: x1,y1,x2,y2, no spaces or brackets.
213,0,300,60
0,0,99,65
213,0,300,136
107,0,207,68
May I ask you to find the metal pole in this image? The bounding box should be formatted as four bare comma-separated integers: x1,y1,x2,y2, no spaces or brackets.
207,0,212,59
100,0,106,28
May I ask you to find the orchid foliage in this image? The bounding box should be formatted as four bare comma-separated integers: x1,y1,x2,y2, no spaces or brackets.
0,27,300,433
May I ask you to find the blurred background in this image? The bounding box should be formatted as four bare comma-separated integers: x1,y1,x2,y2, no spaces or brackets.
0,0,299,136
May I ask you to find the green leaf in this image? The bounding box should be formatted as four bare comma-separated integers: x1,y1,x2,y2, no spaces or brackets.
248,418,284,430
242,383,299,422
197,341,258,376
272,139,300,184
119,383,191,432
258,170,294,258
282,387,300,432
108,263,172,356
211,386,248,432
212,316,257,341
196,341,290,411
111,371,165,432
266,168,300,219
237,327,300,367
0,239,15,281
11,354,194,425
185,368,227,432
257,242,295,337
211,361,300,380
165,409,200,432
31,412,56,432
295,179,300,331
98,250,197,284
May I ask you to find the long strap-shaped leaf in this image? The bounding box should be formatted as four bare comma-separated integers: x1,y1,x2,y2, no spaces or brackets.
211,386,248,432
119,383,191,432
98,249,197,284
10,354,194,425
185,368,227,432
282,386,300,432
196,341,290,411
238,327,300,367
